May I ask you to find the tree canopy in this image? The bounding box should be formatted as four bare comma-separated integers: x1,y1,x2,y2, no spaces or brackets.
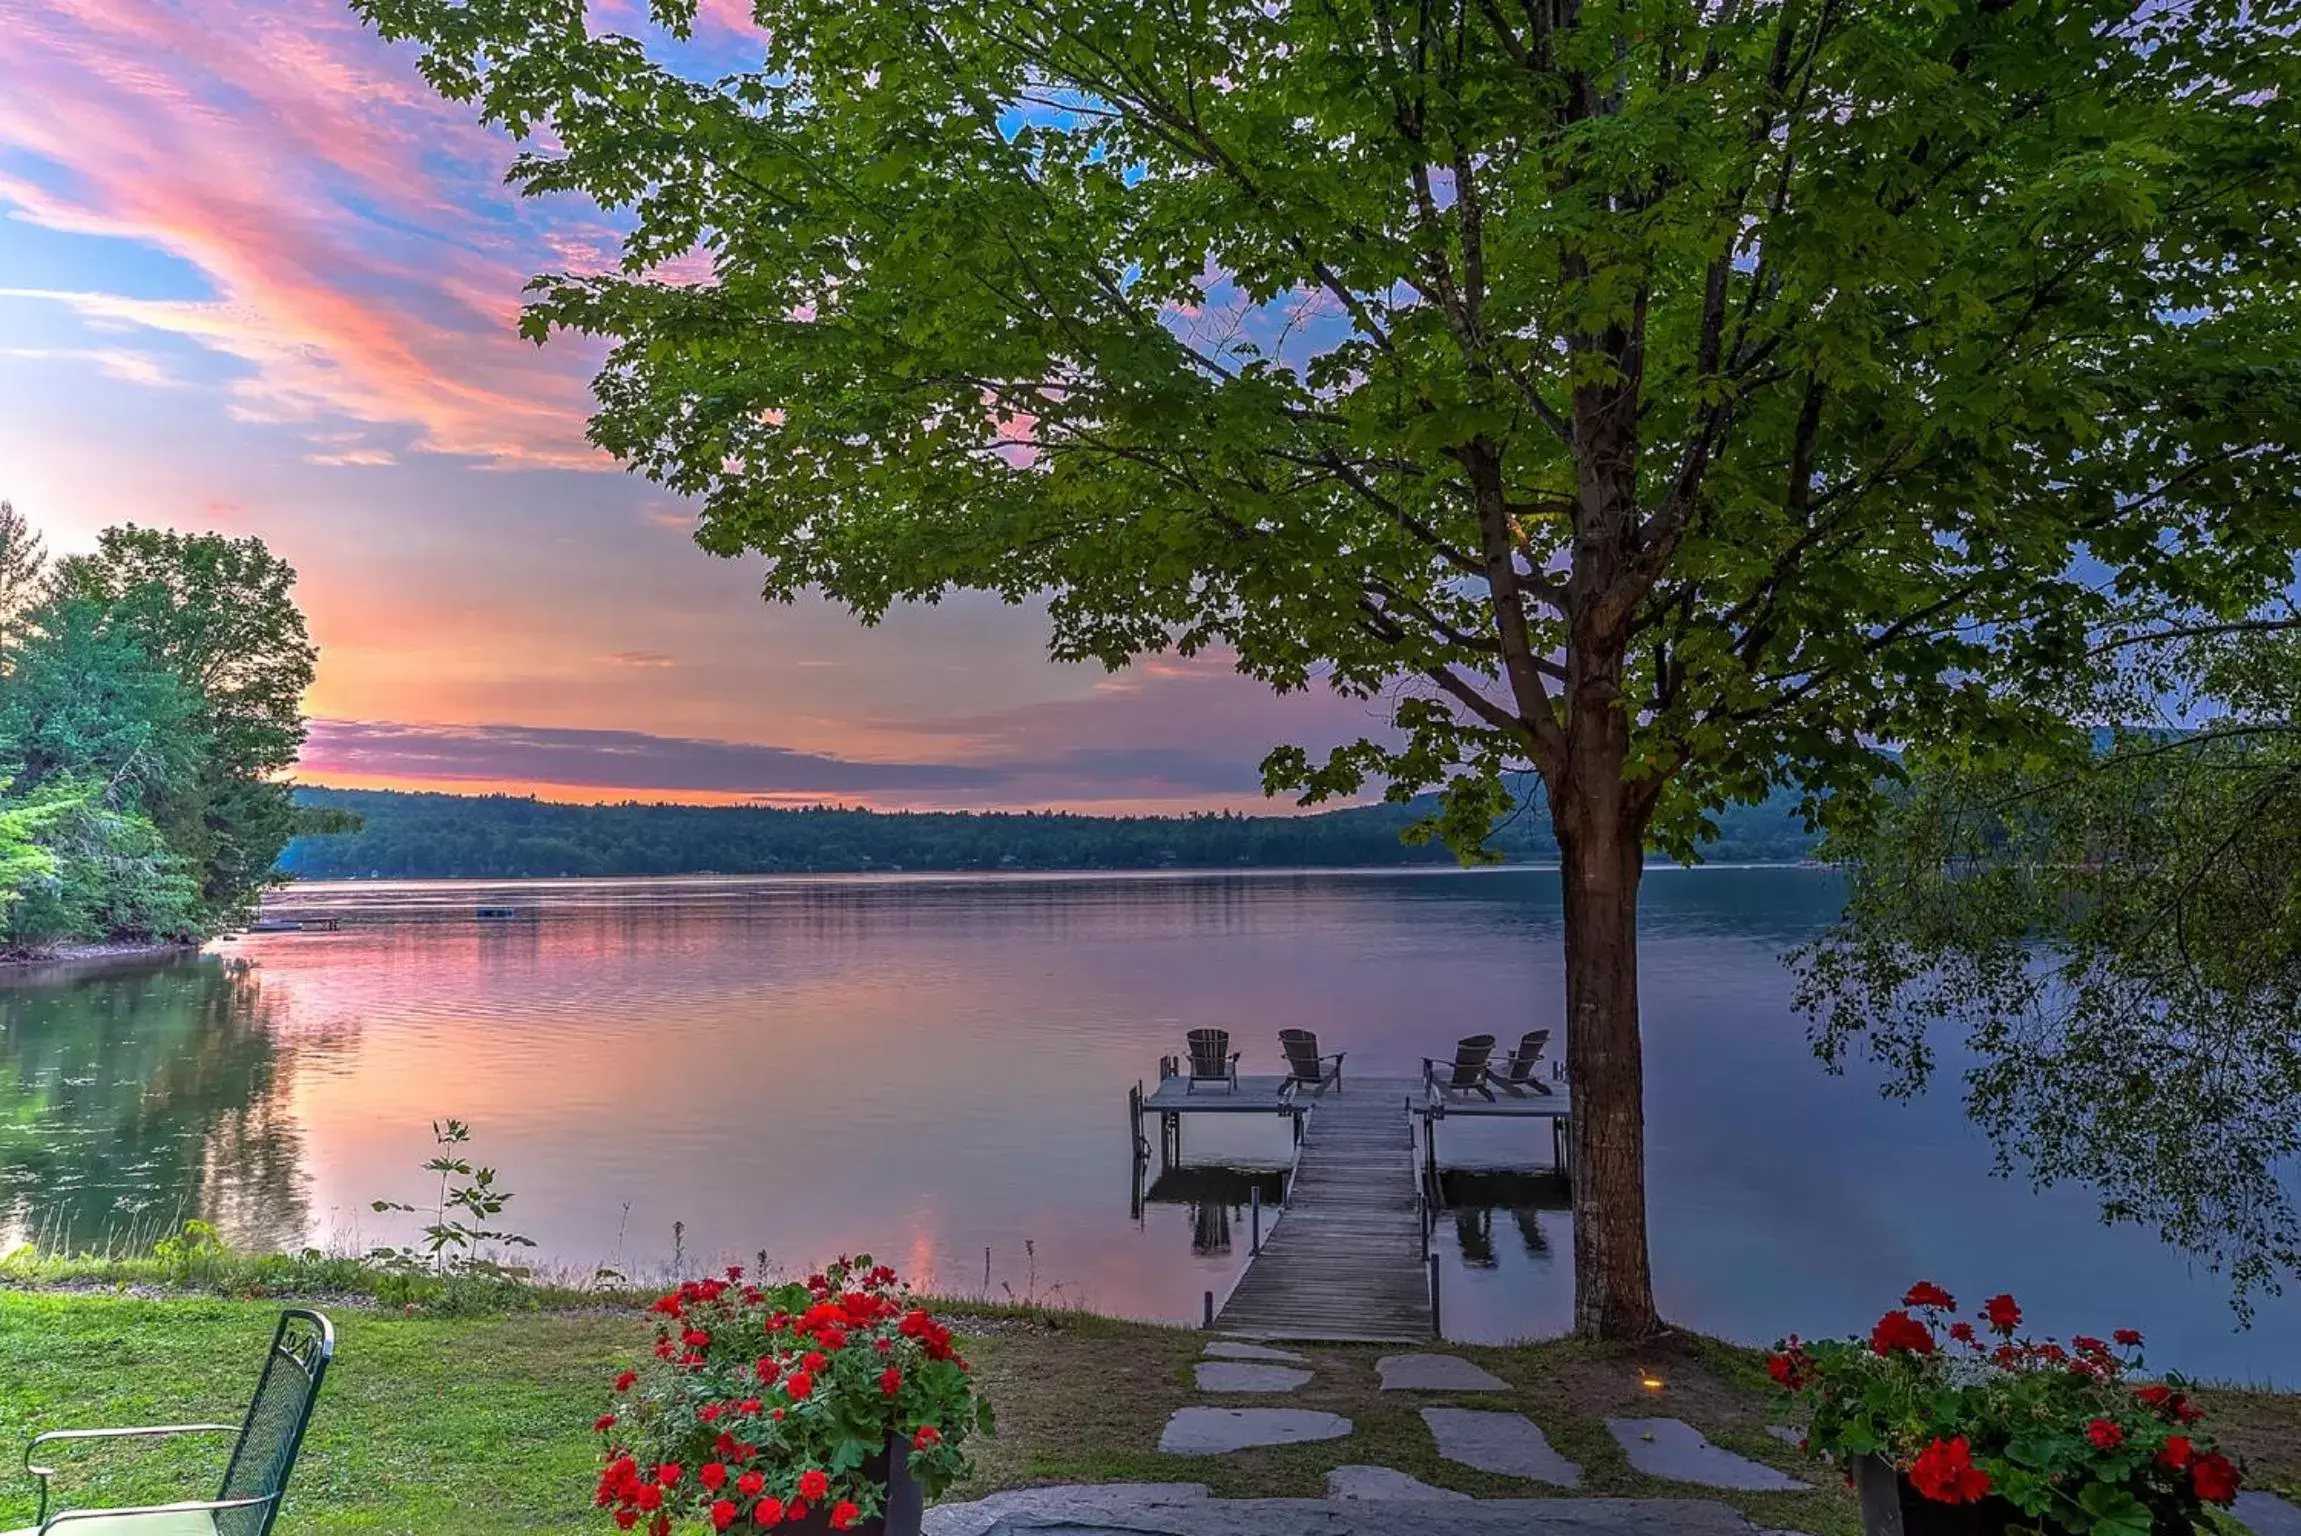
1798,628,2301,1314
359,0,2301,1338
0,514,323,953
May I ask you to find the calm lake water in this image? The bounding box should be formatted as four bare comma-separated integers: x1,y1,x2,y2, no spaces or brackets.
2,867,2294,1382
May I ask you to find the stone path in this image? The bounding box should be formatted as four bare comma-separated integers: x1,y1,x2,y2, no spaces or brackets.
1605,1419,1810,1492
924,1483,1778,1536
1193,1361,1315,1393
1158,1407,1353,1454
1203,1341,1306,1363
1376,1353,1510,1392
1325,1465,1472,1502
2235,1492,2301,1536
1422,1407,1584,1487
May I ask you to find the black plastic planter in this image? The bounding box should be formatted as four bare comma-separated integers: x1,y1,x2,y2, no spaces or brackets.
1852,1454,2024,1536
784,1438,922,1536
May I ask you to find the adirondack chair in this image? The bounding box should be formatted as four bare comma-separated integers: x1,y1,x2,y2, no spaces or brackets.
1422,1034,1497,1102
1487,1029,1556,1096
1184,1028,1240,1093
1277,1029,1345,1096
13,1308,333,1536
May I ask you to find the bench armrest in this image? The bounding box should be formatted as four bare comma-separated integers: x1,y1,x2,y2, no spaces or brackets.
27,1426,239,1523
28,1425,239,1476
41,1493,272,1533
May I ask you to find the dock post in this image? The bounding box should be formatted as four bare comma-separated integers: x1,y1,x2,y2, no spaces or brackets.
1422,1103,1438,1181
1427,1251,1442,1339
1249,1185,1261,1255
1203,1289,1215,1329
1129,1082,1145,1160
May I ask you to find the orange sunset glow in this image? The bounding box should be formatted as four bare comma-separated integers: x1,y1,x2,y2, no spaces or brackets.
0,0,1378,813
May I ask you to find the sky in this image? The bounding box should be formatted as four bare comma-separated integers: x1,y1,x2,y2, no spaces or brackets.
0,0,1388,813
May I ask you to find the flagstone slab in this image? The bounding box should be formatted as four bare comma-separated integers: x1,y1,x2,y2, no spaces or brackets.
926,1489,1773,1536
1159,1407,1352,1454
1423,1407,1583,1487
1203,1340,1307,1363
2235,1492,2301,1536
1765,1425,1804,1447
1193,1361,1315,1393
1325,1465,1474,1502
1376,1354,1511,1392
1606,1419,1811,1491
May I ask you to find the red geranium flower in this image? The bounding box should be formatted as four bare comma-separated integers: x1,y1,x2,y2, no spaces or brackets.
2191,1451,2240,1505
785,1372,814,1401
1908,1437,1992,1504
2136,1385,2174,1410
914,1425,942,1449
1903,1281,1956,1311
2158,1436,2194,1470
700,1463,727,1492
1870,1309,1936,1358
1982,1294,2022,1335
614,1512,638,1531
750,1498,783,1527
634,1486,663,1513
594,1414,618,1433
2086,1419,2123,1451
656,1464,684,1488
797,1469,831,1502
881,1368,904,1396
2114,1328,2144,1347
1948,1322,1975,1344
613,1371,637,1393
803,1351,830,1373
736,1470,765,1498
710,1500,737,1531
829,1503,861,1532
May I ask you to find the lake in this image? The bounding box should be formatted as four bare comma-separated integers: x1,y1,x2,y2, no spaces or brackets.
1,866,2293,1382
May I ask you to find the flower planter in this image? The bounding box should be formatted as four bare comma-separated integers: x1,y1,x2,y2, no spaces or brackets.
784,1438,922,1536
1852,1455,2025,1536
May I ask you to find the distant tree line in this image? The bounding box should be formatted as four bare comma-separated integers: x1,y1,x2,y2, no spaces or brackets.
0,504,326,956
280,783,1819,880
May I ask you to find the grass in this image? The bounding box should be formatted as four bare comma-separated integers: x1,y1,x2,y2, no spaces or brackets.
2,1289,2296,1535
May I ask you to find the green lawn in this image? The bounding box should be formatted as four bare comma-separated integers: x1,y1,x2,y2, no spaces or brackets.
2,1292,2294,1535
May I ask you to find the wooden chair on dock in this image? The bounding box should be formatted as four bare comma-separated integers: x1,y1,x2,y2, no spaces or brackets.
1277,1029,1345,1096
1423,1034,1497,1102
1184,1028,1241,1093
1487,1030,1556,1096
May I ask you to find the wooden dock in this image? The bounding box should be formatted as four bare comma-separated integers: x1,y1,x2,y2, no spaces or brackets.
1213,1078,1433,1342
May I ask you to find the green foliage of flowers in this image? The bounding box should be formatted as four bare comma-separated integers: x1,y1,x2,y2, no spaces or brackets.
598,1256,992,1533
1772,1283,2240,1536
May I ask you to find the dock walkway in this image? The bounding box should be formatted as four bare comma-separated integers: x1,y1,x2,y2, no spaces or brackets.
1214,1077,1431,1342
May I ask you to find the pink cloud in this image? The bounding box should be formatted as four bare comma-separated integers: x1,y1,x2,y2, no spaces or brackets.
0,0,608,467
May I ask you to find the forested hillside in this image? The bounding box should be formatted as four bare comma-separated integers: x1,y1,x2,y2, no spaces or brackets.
281,784,1819,879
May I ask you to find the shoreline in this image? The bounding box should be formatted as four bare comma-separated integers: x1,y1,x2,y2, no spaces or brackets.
0,937,205,972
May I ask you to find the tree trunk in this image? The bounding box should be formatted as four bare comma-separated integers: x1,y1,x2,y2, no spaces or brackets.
1553,739,1662,1342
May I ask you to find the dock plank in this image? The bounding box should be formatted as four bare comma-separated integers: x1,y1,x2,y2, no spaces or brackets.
1214,1078,1432,1343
